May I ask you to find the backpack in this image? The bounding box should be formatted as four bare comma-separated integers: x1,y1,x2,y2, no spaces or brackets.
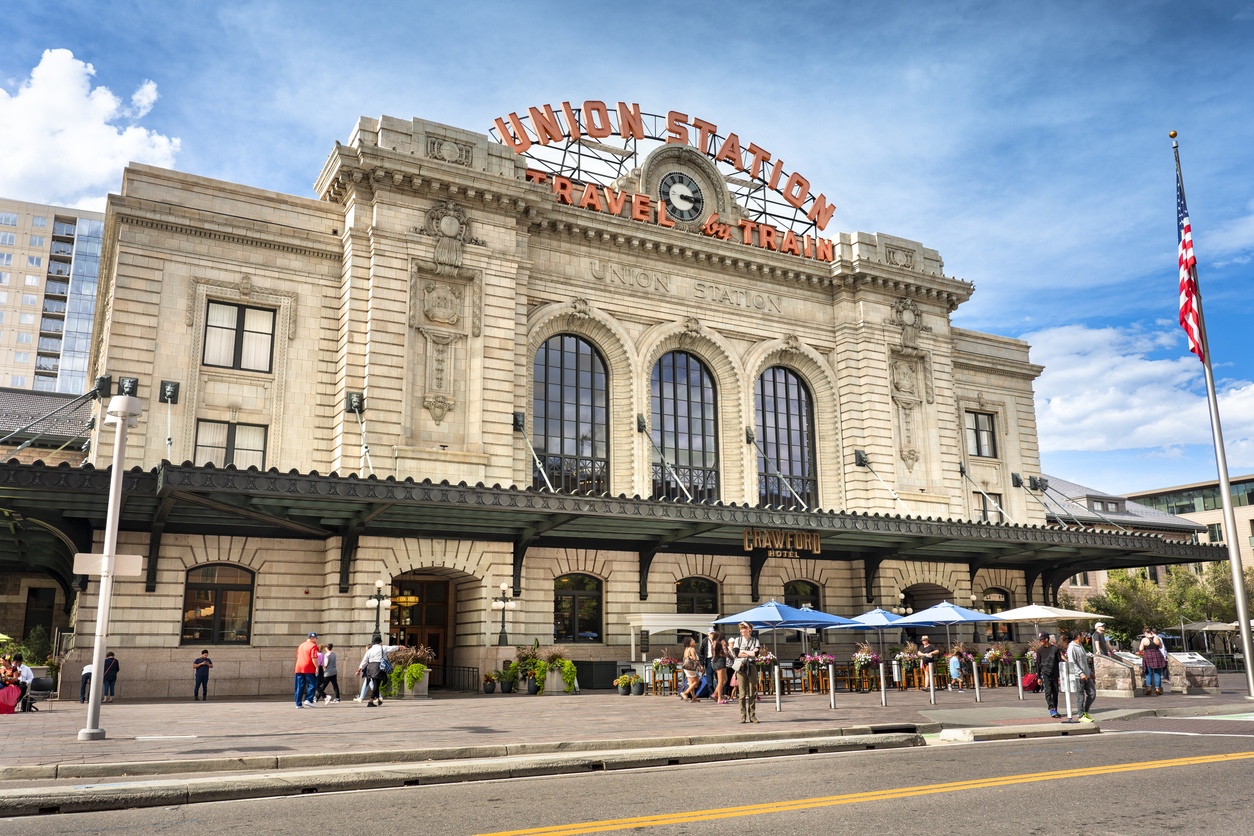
379,655,394,676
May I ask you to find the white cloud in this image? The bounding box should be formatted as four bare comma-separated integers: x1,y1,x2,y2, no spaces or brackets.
0,49,179,210
1028,324,1254,465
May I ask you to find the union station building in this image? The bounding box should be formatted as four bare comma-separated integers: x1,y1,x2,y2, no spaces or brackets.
0,105,1222,697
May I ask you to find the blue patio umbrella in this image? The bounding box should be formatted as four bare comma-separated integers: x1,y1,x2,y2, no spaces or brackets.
848,607,905,656
783,605,866,657
892,600,1006,646
713,600,818,664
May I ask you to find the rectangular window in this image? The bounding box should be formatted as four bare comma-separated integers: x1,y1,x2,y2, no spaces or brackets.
965,411,997,457
0,213,16,226
53,221,75,237
24,274,39,286
22,294,36,305
18,313,33,325
1071,572,1090,586
0,232,14,246
31,216,46,228
26,256,41,268
29,235,44,247
203,302,275,373
22,587,56,639
13,351,29,364
1148,565,1160,584
194,420,268,470
0,293,7,306
16,333,31,344
0,272,8,285
0,254,11,267
1208,522,1223,543
10,375,25,386
974,492,1004,523
0,311,6,323
32,375,56,392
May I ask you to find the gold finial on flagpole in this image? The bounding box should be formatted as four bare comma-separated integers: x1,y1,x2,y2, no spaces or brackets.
1169,131,1177,138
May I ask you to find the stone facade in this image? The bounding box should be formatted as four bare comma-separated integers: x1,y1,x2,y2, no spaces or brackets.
61,113,1053,698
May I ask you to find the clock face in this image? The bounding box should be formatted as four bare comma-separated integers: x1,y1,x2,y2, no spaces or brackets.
659,171,705,223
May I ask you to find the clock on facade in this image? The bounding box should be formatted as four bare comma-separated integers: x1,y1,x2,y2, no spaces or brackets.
659,171,705,223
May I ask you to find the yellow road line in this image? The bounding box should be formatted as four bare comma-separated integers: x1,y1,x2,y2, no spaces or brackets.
474,750,1254,836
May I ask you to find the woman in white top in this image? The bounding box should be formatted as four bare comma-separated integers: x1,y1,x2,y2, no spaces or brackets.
679,638,703,702
357,640,403,707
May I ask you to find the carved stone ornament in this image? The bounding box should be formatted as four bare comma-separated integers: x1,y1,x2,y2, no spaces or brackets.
900,446,920,472
424,282,463,326
417,201,484,276
570,297,593,319
885,246,916,270
891,358,918,396
782,334,802,355
423,394,455,425
890,297,931,350
426,136,473,166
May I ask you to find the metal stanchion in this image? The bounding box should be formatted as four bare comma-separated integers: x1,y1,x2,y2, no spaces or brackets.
828,663,836,710
1015,660,1024,700
773,665,782,712
972,659,982,703
1061,659,1073,721
879,662,887,707
928,663,935,705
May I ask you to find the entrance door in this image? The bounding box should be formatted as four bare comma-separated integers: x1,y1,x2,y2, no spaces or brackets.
391,578,449,685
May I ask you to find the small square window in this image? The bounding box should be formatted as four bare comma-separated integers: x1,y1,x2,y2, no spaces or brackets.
0,254,11,267
18,313,34,325
0,232,14,246
965,411,997,458
0,272,8,285
0,213,16,227
203,301,275,373
13,351,28,363
16,333,31,344
29,235,44,247
1207,522,1223,543
24,275,39,286
0,311,6,322
10,375,26,386
31,217,46,228
22,294,36,305
26,256,41,268
194,420,268,469
974,492,1004,523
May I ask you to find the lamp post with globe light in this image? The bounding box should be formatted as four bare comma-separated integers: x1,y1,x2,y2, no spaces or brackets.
491,582,517,646
367,579,390,644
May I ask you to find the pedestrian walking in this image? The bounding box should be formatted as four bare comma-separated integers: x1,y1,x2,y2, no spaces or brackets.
707,629,730,704
357,638,403,707
731,622,760,723
321,643,340,703
1093,622,1114,657
102,651,119,703
80,662,94,703
1139,626,1168,695
192,650,212,700
295,632,320,708
679,638,702,702
1036,633,1063,719
1062,630,1095,722
12,654,33,712
918,635,940,690
946,643,965,692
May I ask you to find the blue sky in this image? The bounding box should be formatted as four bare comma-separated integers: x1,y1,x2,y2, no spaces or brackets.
3,1,1253,495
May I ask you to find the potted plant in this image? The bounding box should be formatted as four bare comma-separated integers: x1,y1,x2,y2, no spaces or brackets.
483,672,497,694
387,645,436,699
542,650,579,695
613,673,640,695
500,664,519,693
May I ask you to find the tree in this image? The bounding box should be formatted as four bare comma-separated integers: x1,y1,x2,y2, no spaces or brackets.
1085,569,1173,644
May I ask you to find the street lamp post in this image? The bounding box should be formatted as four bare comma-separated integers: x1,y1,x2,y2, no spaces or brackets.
79,394,143,742
367,579,390,644
490,582,516,646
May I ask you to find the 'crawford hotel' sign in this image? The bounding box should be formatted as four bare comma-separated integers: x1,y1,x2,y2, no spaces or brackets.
16,99,1215,700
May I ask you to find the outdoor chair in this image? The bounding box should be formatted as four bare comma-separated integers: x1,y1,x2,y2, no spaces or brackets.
25,676,56,712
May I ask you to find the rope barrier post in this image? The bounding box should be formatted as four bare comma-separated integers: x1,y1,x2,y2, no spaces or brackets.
972,659,981,703
828,663,836,710
774,665,782,712
1016,659,1024,700
928,662,935,705
879,661,887,707
1061,659,1073,721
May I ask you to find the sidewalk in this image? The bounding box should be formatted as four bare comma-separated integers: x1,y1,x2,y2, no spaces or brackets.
4,673,1250,778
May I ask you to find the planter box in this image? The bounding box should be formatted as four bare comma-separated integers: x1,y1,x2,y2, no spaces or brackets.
409,671,430,700
543,669,580,695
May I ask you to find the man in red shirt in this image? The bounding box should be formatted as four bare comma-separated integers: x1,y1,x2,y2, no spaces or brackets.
295,632,319,708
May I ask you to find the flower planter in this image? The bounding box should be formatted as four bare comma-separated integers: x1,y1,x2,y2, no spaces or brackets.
409,670,430,700
501,679,515,694
484,681,496,694
543,669,568,695
630,681,645,696
617,684,631,696
527,677,540,695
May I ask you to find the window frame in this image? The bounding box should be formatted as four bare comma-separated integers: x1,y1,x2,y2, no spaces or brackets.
531,334,610,494
964,411,998,458
180,564,255,645
676,577,719,615
982,588,1014,642
202,300,276,374
650,350,720,502
973,492,1004,523
553,573,603,644
194,419,268,470
754,366,818,510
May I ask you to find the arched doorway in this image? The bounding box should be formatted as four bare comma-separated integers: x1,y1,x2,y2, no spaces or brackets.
980,588,1015,642
388,568,483,689
899,582,954,644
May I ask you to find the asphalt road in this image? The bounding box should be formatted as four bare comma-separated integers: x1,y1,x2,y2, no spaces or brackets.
15,733,1254,835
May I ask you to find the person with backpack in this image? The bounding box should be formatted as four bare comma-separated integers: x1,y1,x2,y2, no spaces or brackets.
1036,633,1063,719
1139,626,1168,695
357,638,404,707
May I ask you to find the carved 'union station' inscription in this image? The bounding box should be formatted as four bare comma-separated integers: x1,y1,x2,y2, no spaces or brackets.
590,259,674,294
694,281,783,313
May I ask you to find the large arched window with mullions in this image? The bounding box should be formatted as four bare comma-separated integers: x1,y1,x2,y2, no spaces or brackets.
533,334,609,493
754,367,817,509
650,351,719,501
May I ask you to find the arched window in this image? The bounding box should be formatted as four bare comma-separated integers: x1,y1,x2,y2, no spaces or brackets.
181,565,254,645
676,577,718,615
784,580,821,643
533,334,609,493
754,367,817,509
554,574,602,643
982,588,1014,642
650,350,719,501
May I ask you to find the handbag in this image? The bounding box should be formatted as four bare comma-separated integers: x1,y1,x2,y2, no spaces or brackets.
379,655,394,676
681,657,698,672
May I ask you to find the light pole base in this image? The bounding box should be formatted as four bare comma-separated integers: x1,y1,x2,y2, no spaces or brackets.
78,728,106,741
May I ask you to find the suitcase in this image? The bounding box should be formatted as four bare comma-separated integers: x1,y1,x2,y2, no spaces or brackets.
1022,673,1040,692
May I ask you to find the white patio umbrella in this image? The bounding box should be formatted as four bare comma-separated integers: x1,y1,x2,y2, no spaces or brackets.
994,603,1106,634
893,600,1007,646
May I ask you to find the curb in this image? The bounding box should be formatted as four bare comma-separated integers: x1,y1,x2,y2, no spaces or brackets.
0,733,924,817
938,722,1102,742
0,723,942,782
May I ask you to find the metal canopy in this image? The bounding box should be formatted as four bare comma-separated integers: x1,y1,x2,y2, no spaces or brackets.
0,460,1226,600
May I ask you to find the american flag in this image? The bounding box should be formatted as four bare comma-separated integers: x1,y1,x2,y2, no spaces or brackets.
1177,171,1204,363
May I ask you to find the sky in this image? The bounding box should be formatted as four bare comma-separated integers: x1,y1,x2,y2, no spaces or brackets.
2,0,1252,496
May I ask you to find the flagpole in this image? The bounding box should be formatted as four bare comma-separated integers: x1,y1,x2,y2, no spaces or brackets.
1173,133,1254,699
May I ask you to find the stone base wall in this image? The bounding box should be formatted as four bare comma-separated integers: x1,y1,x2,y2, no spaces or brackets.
1093,654,1140,698
1167,655,1221,694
